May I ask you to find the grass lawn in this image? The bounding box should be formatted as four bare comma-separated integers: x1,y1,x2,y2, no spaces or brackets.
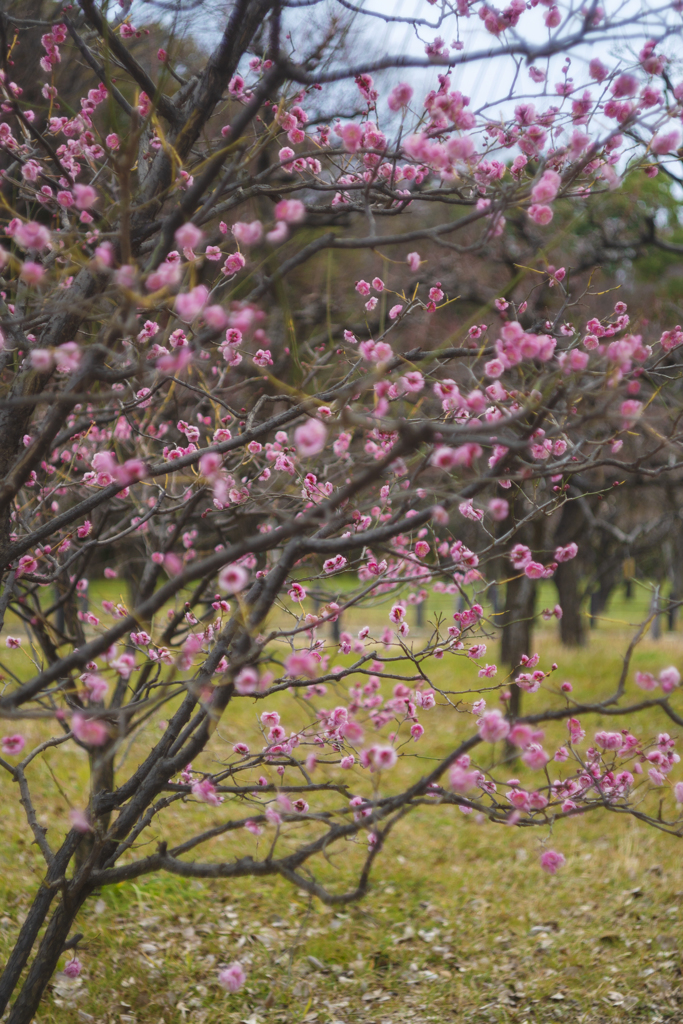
2,578,683,1024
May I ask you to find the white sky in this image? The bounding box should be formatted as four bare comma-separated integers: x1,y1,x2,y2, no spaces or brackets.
134,0,683,127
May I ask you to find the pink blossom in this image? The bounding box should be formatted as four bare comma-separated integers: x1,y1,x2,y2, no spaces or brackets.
192,778,223,805
20,262,45,286
73,184,97,209
234,667,259,694
21,160,41,182
146,260,182,291
652,130,681,155
620,399,642,427
478,709,510,743
555,543,578,562
5,636,21,648
69,809,91,833
659,666,681,693
199,452,222,478
531,169,561,204
14,221,51,250
82,673,108,701
204,305,228,329
388,82,413,111
674,782,683,804
223,252,246,274
485,358,505,378
400,371,424,393
218,563,249,594
367,745,397,770
278,146,296,169
540,849,566,874
115,264,137,287
593,729,622,753
611,73,638,98
1,734,25,755
528,204,553,225
63,957,82,979
450,765,478,793
430,443,482,470
294,418,327,457
509,723,533,749
524,561,545,579
71,713,108,746
522,744,549,769
232,221,263,246
589,58,608,82
459,501,483,522
406,251,421,272
274,199,306,223
30,349,54,371
218,962,246,993
174,222,204,249
266,221,288,245
544,5,560,27
372,341,392,363
488,498,509,521
94,242,114,268
635,671,657,691
115,458,147,485
337,122,363,152
17,555,37,576
106,133,120,149
175,285,209,321
285,650,318,679
389,603,406,624
323,555,347,573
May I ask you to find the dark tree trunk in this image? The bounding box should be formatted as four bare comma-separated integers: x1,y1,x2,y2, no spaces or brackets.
555,558,585,646
0,833,81,1016
501,571,537,721
6,886,90,1024
588,560,621,627
553,498,586,646
499,492,543,756
666,513,683,630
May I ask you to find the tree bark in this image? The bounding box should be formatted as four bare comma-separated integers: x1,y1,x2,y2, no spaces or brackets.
6,886,90,1024
500,571,537,721
552,498,586,646
0,833,81,1017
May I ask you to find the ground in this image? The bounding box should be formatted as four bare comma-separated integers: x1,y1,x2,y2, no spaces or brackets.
2,581,683,1023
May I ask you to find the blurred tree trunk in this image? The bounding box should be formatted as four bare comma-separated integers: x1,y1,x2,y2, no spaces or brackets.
666,491,683,629
553,498,586,646
500,492,541,727
501,572,537,718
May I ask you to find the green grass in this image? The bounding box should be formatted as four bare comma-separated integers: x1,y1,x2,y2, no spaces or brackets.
2,585,683,1023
